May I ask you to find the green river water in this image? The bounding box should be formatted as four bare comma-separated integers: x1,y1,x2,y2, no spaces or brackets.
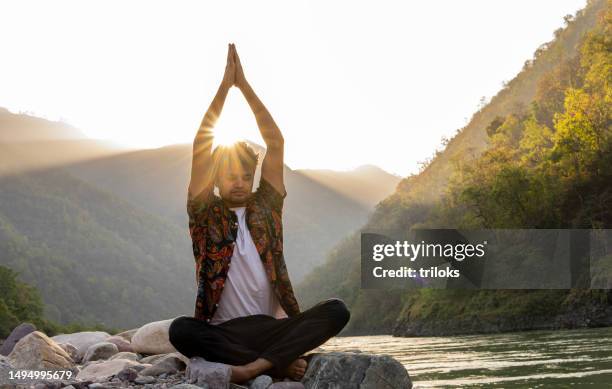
318,327,612,388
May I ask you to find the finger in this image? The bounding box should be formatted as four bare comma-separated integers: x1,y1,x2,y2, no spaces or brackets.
227,43,232,62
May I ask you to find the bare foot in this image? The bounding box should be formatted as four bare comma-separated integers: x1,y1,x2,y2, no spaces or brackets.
230,358,275,384
229,365,252,384
282,358,308,381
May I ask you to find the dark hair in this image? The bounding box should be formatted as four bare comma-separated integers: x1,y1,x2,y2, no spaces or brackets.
211,141,259,181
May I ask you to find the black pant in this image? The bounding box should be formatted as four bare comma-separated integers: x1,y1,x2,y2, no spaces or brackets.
168,298,350,376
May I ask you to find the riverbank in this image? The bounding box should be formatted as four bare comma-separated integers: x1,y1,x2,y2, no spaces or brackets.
390,290,612,337
394,306,612,337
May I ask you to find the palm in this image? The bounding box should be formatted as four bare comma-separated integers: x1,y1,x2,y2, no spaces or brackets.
233,46,247,88
222,44,236,88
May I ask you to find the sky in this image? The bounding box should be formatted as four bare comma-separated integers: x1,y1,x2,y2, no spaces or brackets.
0,0,587,176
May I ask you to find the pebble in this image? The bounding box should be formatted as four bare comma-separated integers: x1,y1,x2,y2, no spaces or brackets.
134,375,156,384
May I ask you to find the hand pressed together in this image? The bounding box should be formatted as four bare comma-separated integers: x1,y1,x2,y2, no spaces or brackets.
221,43,249,91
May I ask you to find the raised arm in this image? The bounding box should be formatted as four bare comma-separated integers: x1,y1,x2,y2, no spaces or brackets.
190,44,236,287
234,47,286,196
189,44,236,199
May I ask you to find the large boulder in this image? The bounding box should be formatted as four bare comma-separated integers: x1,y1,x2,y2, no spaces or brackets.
8,331,75,371
76,359,145,382
51,331,110,361
301,352,412,389
0,323,36,356
131,318,177,355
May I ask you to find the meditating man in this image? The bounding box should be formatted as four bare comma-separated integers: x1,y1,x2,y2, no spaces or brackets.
168,43,350,384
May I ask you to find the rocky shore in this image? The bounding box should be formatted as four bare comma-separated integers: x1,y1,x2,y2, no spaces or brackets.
0,319,412,389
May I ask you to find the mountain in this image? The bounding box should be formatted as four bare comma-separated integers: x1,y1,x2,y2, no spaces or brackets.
0,107,85,142
0,108,132,174
297,165,401,208
298,0,612,335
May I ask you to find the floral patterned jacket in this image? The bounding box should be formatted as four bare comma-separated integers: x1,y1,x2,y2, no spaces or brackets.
187,177,301,322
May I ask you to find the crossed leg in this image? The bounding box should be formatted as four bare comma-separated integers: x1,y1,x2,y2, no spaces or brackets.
168,298,350,383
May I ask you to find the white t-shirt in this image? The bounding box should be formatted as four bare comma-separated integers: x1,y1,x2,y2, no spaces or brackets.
209,206,287,325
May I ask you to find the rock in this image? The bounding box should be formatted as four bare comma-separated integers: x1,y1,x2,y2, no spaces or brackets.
139,354,186,376
131,363,151,372
185,357,230,389
134,375,156,384
301,352,412,389
110,351,141,362
170,385,205,389
57,342,80,363
114,328,139,342
140,352,189,367
89,384,111,389
117,367,139,382
76,359,143,382
269,383,304,389
33,382,63,389
0,323,36,356
249,374,273,389
140,354,166,364
73,380,93,389
7,331,75,370
106,335,133,353
1,360,19,385
82,342,119,363
51,331,110,361
131,318,178,355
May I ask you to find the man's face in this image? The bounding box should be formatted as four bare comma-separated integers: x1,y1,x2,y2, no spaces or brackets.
216,163,255,207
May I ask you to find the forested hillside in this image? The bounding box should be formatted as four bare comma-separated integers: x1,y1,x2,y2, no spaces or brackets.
298,0,611,335
0,156,195,329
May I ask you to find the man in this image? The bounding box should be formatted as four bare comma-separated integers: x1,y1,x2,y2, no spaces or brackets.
168,43,350,385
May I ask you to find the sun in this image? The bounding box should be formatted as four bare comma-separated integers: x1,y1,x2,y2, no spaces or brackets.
213,128,243,148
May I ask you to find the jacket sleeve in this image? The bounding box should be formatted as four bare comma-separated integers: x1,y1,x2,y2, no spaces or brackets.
257,176,286,213
186,185,215,276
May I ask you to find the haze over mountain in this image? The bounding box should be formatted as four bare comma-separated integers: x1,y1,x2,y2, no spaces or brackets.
299,165,401,208
0,108,131,174
0,107,85,142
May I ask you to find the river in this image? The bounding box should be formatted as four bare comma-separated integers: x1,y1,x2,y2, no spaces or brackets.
318,327,612,388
